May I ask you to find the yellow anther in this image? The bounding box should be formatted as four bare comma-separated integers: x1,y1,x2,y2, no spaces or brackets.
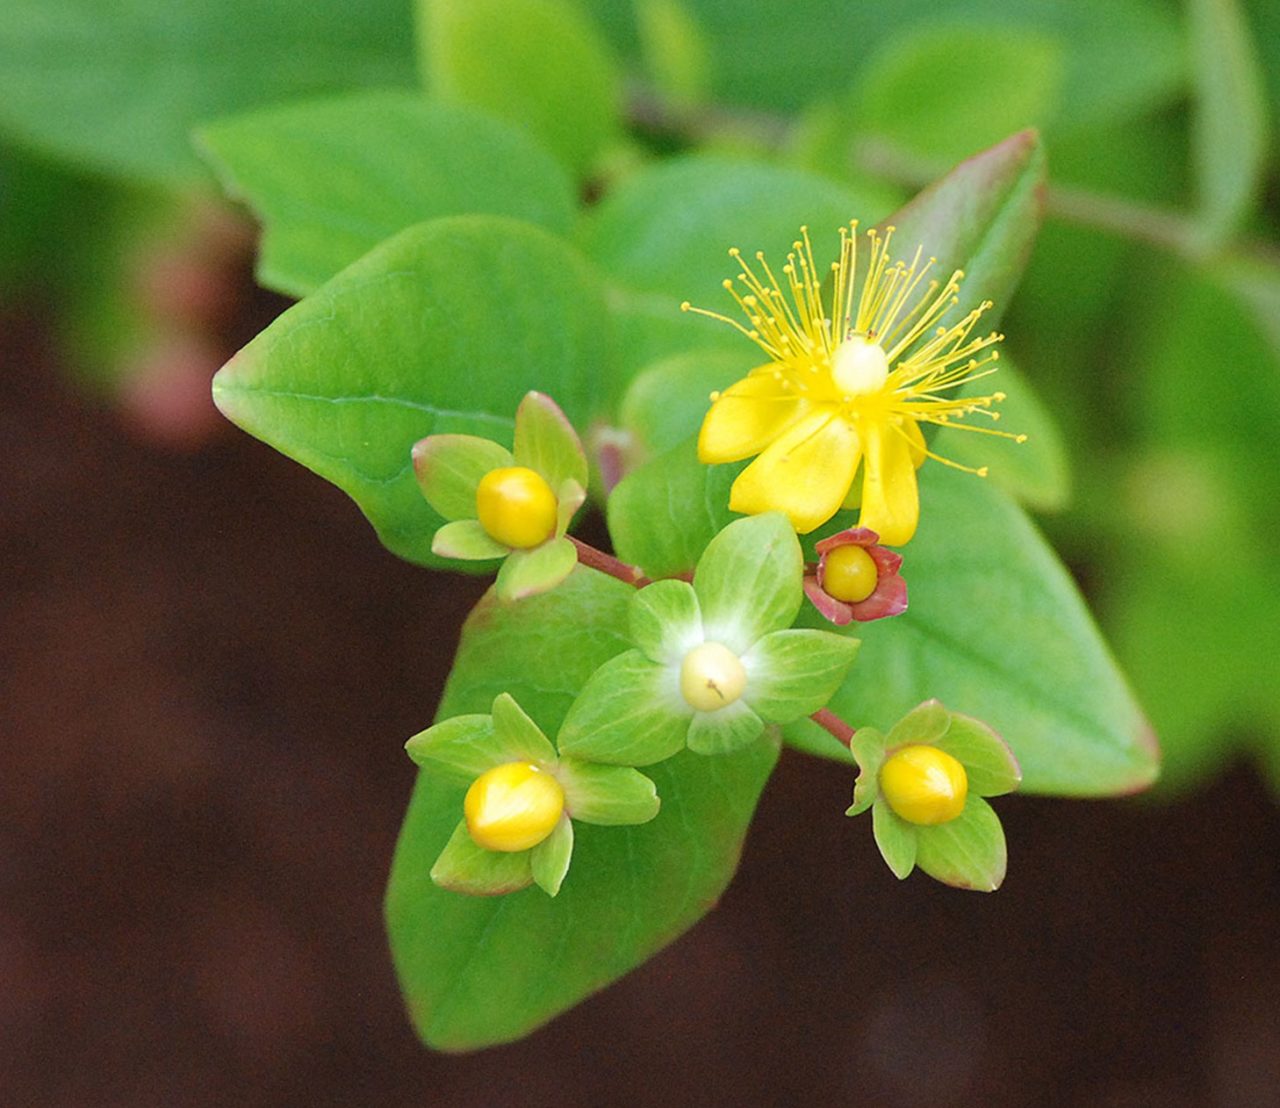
680,641,747,712
475,466,557,549
823,544,879,603
880,745,968,826
464,762,565,852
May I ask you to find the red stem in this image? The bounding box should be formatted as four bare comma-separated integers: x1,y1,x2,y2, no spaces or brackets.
809,707,856,748
570,537,651,588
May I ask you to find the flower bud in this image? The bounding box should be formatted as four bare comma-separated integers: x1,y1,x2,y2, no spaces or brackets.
475,466,558,549
464,761,565,852
879,745,968,826
823,543,879,603
679,641,747,712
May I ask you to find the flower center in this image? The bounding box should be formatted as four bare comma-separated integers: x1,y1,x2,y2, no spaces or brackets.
879,745,968,826
830,334,890,397
679,641,747,712
823,544,879,603
464,761,565,852
475,466,558,549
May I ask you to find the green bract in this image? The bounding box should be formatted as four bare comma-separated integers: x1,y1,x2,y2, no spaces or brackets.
847,700,1022,891
413,391,587,601
558,513,860,764
406,692,660,897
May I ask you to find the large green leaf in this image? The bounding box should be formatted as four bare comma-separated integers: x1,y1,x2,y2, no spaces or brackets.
212,215,615,568
198,91,576,297
0,0,414,184
1189,0,1269,242
386,569,778,1050
418,0,622,177
786,465,1157,797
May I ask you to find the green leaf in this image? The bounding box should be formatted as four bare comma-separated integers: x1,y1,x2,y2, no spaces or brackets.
881,130,1046,332
686,701,765,757
419,0,621,176
213,215,615,569
406,700,554,783
430,820,534,896
413,434,513,521
607,437,739,579
933,352,1070,512
871,800,917,880
491,693,558,762
934,713,1022,798
846,729,886,817
914,797,1007,892
885,700,950,749
530,816,574,897
852,27,1064,165
386,569,778,1049
693,514,802,655
619,348,755,460
431,520,508,562
198,91,576,297
556,650,689,766
788,465,1158,798
581,155,879,310
629,579,703,665
556,760,661,826
494,537,578,602
633,0,713,113
743,630,860,724
513,391,589,491
0,0,415,185
1189,0,1270,242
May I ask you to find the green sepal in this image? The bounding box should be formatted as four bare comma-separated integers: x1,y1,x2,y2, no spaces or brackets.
513,391,588,492
846,728,887,817
495,537,578,601
432,520,509,561
413,433,513,520
686,701,765,757
406,703,547,783
885,699,951,750
693,513,803,654
557,650,689,766
556,759,661,826
914,796,1008,892
430,819,535,896
555,479,587,537
871,799,918,880
629,578,703,665
743,629,861,724
490,692,558,764
530,815,574,897
934,712,1022,797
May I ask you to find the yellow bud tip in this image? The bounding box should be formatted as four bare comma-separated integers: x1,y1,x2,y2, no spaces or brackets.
680,641,747,712
823,543,879,603
880,745,968,826
475,466,557,549
464,762,565,852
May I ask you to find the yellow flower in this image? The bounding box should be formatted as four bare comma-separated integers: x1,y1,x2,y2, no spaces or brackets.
685,223,1024,544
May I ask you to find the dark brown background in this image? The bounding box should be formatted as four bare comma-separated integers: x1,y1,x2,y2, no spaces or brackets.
3,308,1279,1108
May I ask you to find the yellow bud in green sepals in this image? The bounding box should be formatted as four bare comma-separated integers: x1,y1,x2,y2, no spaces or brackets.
680,641,747,712
880,745,968,826
475,466,557,549
464,762,565,852
823,543,879,603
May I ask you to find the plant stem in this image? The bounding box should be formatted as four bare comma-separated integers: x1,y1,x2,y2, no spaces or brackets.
569,537,652,588
809,707,855,748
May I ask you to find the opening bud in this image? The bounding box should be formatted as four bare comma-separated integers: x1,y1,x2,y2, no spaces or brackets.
879,745,968,826
823,543,879,603
476,466,557,549
680,641,747,712
464,761,565,852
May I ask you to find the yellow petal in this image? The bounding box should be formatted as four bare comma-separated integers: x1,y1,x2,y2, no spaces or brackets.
902,417,926,469
729,409,861,533
698,368,808,464
858,418,920,546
